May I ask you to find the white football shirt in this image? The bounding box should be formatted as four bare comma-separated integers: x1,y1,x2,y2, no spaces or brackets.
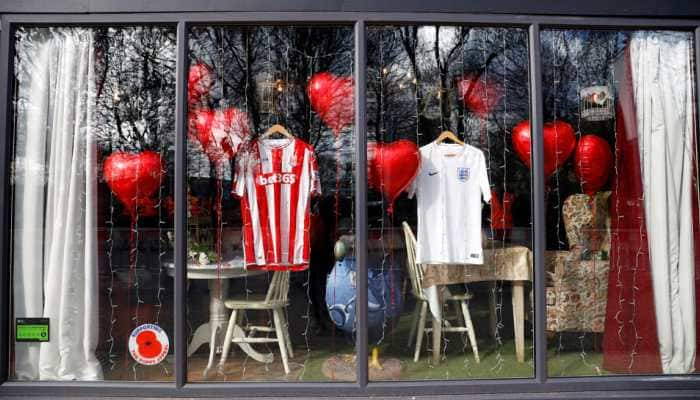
408,142,491,264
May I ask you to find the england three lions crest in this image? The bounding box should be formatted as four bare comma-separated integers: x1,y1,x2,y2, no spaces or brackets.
457,167,470,182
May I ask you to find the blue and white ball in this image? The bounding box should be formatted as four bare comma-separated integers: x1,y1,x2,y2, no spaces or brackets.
325,257,403,344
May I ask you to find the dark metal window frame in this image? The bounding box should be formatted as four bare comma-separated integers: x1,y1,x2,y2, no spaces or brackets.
0,10,698,399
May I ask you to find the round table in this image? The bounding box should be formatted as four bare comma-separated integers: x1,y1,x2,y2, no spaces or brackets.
165,259,272,377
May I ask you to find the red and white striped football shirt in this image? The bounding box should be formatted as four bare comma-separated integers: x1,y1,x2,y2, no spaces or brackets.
233,137,321,271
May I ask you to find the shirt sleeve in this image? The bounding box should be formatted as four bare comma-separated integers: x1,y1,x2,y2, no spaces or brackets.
309,149,322,196
231,149,246,198
478,151,491,203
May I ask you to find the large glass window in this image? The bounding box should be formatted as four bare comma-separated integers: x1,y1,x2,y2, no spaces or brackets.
9,26,176,381
364,25,533,380
542,29,700,377
186,25,355,382
5,17,700,390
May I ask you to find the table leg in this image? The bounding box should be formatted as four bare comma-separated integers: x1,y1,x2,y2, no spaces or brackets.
489,281,497,340
512,281,525,363
203,279,230,377
432,287,443,365
188,322,211,356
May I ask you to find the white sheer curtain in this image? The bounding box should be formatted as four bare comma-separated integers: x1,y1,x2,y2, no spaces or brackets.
13,28,102,380
630,31,697,374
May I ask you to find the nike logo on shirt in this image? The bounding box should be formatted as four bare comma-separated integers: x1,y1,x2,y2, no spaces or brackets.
428,171,438,176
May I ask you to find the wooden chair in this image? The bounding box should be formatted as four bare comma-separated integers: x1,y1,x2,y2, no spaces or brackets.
218,271,293,374
402,222,480,363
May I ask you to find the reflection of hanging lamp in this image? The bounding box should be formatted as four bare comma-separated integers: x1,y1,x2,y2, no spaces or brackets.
580,85,614,122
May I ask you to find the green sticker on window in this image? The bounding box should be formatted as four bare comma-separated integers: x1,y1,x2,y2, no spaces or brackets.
16,318,49,342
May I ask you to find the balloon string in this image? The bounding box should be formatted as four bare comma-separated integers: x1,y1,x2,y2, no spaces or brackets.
216,166,224,298
126,214,136,376
388,206,395,345
334,133,341,234
333,130,340,370
129,215,136,306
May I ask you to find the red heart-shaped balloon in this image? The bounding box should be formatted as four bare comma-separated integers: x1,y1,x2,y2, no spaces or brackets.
512,120,576,179
367,139,420,215
308,72,354,136
103,151,163,218
189,107,250,167
457,73,503,117
574,134,613,196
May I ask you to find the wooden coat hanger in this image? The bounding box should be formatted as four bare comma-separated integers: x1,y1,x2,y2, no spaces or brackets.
435,130,464,145
261,124,294,139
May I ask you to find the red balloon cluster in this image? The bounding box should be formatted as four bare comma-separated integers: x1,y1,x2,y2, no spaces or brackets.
308,72,354,136
457,73,503,117
512,120,576,179
512,119,613,195
189,107,250,168
574,134,613,196
187,61,250,169
367,139,420,215
103,151,163,218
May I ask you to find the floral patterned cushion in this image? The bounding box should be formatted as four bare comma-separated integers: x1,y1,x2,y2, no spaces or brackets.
545,250,609,333
562,191,611,253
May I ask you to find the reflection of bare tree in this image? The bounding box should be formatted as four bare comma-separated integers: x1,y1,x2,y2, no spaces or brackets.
367,26,531,204
433,26,465,128
541,30,626,123
94,27,176,154
189,26,354,191
540,30,626,249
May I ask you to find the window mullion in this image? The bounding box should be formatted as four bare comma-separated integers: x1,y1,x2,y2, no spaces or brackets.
528,22,547,384
0,16,13,386
354,19,369,390
174,19,189,390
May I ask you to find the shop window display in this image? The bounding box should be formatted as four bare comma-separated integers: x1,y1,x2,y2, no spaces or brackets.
186,26,355,382
362,25,534,380
9,26,176,381
6,20,699,388
542,30,700,377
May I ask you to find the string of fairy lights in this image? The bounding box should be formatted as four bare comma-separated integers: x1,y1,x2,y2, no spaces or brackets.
550,30,619,376
572,29,596,375
98,27,176,379
100,23,540,381
377,27,389,348
551,30,567,366
608,32,632,374
369,26,522,378
194,26,355,380
155,52,169,376
17,22,690,385
130,29,145,380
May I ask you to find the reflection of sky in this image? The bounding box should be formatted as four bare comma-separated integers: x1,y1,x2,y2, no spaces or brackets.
418,26,460,58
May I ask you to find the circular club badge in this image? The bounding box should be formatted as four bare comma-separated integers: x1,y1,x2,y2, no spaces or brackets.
128,324,169,366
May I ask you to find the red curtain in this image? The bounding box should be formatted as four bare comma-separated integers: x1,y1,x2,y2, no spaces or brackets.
603,45,700,374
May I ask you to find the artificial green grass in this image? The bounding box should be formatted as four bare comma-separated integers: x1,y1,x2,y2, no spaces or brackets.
295,310,610,381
